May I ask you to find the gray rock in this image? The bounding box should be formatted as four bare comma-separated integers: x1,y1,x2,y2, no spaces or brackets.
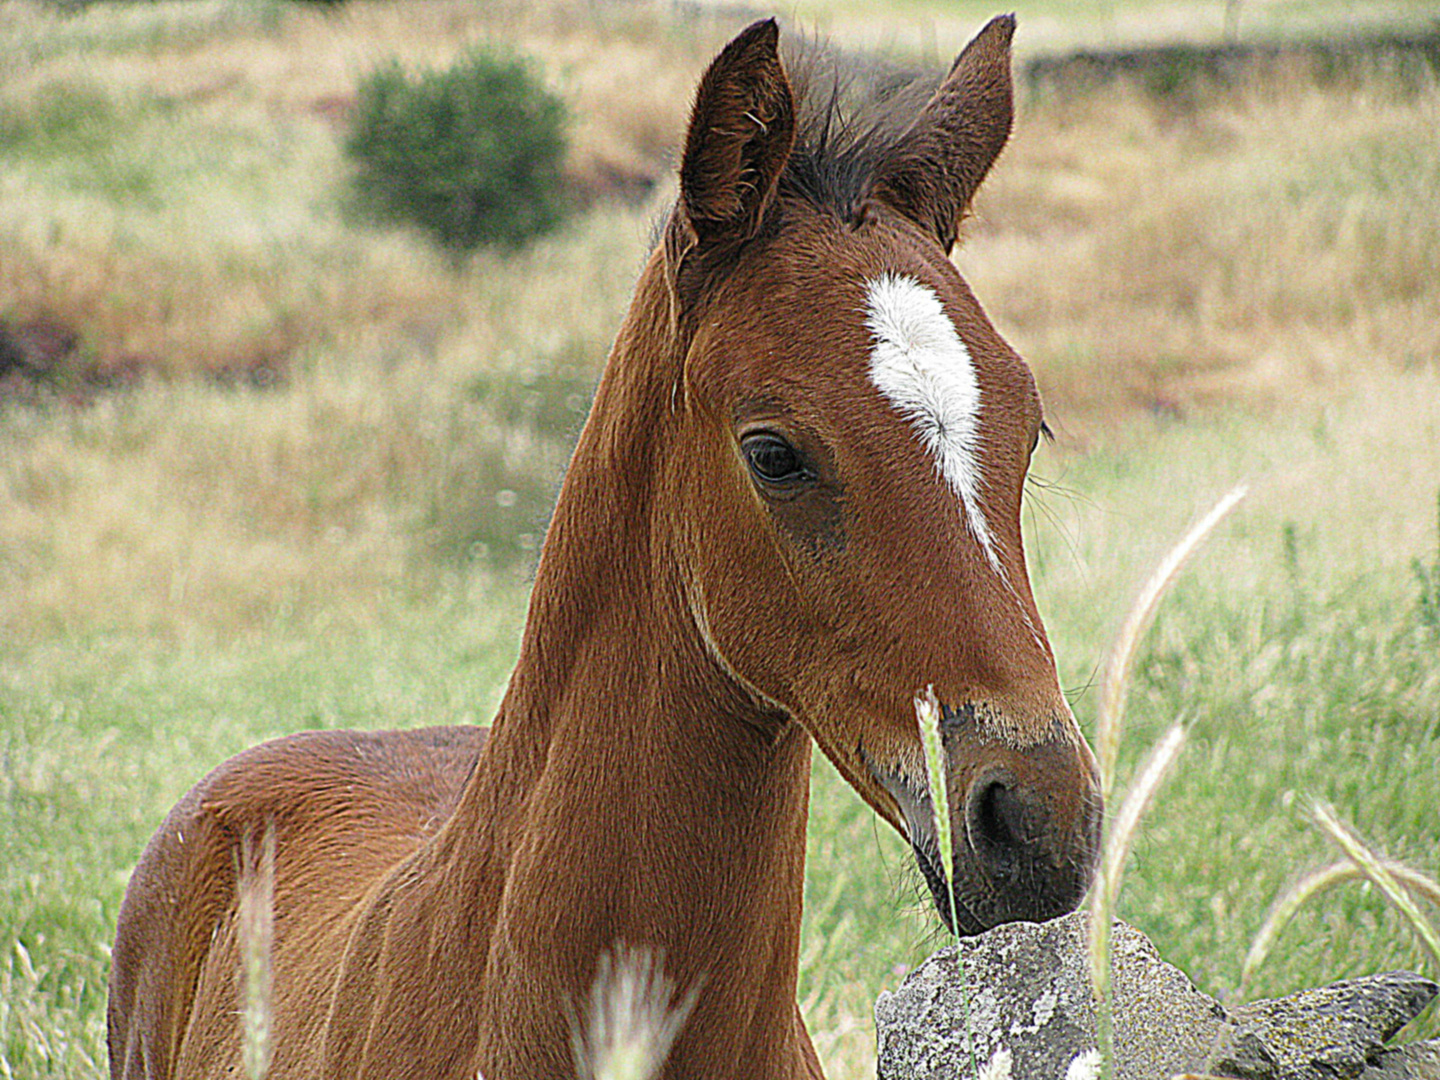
874,912,1438,1080
1209,1024,1283,1079
1360,1040,1440,1080
875,911,1225,1079
1229,972,1439,1080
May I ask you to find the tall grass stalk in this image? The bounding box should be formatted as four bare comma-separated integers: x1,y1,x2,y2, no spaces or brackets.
237,823,276,1080
1308,800,1440,971
1240,856,1440,999
1085,485,1246,1080
915,686,978,1077
1095,485,1247,803
1088,722,1188,1080
571,948,697,1080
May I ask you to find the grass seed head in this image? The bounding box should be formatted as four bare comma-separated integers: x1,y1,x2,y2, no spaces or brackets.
1096,485,1246,799
1307,800,1440,972
914,686,976,1074
1242,853,1440,1000
571,948,696,1080
916,686,957,904
1087,722,1187,1080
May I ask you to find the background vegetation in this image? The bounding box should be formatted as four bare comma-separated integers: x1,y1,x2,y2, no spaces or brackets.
345,50,568,251
1,0,1438,1076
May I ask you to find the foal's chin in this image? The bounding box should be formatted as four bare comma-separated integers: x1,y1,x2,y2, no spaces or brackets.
911,838,1096,938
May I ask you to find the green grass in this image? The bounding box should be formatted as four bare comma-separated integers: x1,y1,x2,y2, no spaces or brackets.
0,597,526,1077
1028,381,1440,1027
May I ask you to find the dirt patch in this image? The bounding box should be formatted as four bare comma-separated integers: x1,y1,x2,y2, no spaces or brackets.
0,316,283,405
0,318,77,380
564,156,660,208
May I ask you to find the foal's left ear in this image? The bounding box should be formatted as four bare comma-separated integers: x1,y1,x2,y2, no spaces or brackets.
675,19,795,258
863,14,1016,253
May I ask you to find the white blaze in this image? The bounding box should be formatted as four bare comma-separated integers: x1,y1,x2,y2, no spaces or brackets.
864,272,1001,574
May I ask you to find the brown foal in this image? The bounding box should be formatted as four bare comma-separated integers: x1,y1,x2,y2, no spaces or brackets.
108,15,1102,1080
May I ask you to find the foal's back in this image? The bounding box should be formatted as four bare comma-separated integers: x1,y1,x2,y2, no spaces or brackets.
107,726,486,1079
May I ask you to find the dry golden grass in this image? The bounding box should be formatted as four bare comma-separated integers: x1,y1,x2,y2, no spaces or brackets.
1,2,1435,648
773,0,1436,60
0,0,711,641
967,58,1440,432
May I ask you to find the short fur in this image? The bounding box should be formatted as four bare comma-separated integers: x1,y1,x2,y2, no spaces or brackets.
109,16,1100,1080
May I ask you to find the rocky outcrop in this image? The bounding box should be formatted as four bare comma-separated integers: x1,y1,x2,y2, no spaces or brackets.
875,911,1438,1080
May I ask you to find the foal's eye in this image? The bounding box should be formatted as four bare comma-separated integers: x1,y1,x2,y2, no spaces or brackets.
742,433,811,486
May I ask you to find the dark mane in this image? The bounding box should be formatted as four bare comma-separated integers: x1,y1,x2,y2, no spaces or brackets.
650,40,942,250
779,41,941,223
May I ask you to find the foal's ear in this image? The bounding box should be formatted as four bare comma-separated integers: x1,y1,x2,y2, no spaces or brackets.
676,18,795,256
863,14,1016,253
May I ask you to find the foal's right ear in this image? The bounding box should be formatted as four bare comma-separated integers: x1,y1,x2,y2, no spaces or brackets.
674,19,795,261
863,14,1016,254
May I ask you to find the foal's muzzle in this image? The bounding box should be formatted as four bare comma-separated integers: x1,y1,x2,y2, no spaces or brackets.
879,715,1102,935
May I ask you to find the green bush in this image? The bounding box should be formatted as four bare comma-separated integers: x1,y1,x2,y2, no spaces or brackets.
345,51,568,252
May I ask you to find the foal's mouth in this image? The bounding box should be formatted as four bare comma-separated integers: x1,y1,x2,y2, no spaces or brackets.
859,751,969,930
864,759,988,936
909,830,987,936
862,739,1100,937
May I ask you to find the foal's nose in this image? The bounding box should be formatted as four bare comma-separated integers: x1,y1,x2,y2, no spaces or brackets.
954,727,1102,926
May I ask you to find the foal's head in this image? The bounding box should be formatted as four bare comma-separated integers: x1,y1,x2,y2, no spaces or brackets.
654,17,1101,933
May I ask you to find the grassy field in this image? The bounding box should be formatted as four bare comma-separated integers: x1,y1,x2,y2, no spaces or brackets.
2,0,1439,1076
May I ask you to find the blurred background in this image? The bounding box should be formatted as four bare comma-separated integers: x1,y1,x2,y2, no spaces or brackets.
1,0,1437,1075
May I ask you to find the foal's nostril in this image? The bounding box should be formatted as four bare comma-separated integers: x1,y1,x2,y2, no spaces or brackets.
974,781,1023,846
965,773,1037,878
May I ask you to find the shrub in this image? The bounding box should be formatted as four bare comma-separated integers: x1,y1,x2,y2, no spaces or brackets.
345,51,568,252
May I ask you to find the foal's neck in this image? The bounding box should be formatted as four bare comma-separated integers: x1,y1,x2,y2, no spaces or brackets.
450,268,819,1076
